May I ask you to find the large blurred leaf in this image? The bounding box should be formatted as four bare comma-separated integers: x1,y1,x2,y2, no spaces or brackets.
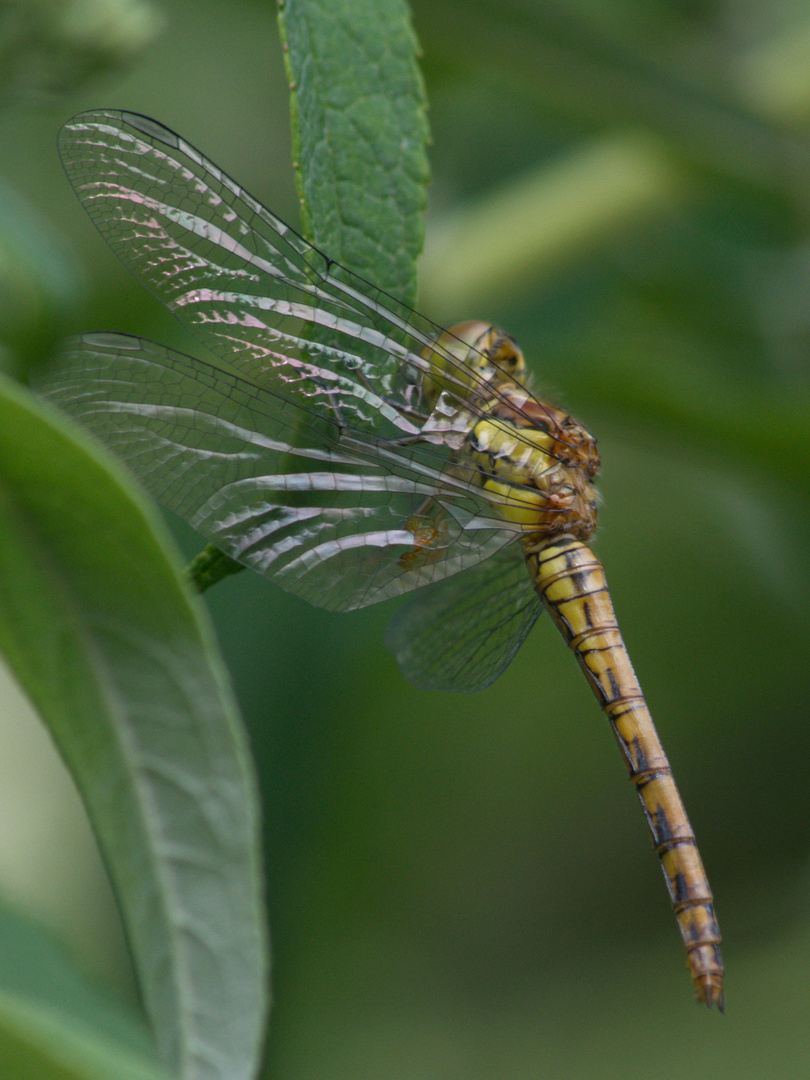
0,376,267,1080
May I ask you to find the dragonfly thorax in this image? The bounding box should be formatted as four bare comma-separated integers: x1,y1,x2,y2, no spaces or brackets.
462,383,600,541
420,321,600,542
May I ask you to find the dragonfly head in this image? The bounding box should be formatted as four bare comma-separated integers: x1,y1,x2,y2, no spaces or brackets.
420,321,526,410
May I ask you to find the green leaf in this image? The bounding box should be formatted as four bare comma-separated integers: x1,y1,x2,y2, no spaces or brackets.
0,989,171,1080
279,0,430,305
0,376,268,1080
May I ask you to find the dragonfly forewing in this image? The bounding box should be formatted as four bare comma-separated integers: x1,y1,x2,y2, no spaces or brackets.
57,112,467,429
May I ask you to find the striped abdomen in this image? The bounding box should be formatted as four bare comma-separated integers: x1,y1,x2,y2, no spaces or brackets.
524,535,724,1009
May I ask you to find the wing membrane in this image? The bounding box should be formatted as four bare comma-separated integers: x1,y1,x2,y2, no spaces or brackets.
385,544,542,691
57,112,559,446
37,110,555,682
36,332,516,611
57,111,463,429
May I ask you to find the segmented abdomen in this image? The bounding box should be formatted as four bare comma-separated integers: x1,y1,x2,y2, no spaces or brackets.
524,535,724,1009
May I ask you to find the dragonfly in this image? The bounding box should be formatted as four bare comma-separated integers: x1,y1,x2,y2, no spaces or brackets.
34,110,723,1009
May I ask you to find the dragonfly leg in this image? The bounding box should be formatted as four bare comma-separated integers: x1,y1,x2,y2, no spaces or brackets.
397,498,449,569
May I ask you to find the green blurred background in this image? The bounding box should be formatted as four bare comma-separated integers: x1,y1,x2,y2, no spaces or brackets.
2,0,810,1076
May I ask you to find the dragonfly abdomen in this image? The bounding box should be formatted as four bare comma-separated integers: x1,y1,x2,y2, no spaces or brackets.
524,535,724,1009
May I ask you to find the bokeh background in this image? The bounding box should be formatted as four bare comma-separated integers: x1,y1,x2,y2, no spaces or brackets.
2,0,810,1076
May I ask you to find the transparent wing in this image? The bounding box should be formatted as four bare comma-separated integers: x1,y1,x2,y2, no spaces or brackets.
56,110,479,429
40,110,548,613
35,332,516,611
385,543,542,692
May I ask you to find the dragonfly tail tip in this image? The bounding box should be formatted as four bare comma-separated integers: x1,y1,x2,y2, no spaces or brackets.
695,976,724,1012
